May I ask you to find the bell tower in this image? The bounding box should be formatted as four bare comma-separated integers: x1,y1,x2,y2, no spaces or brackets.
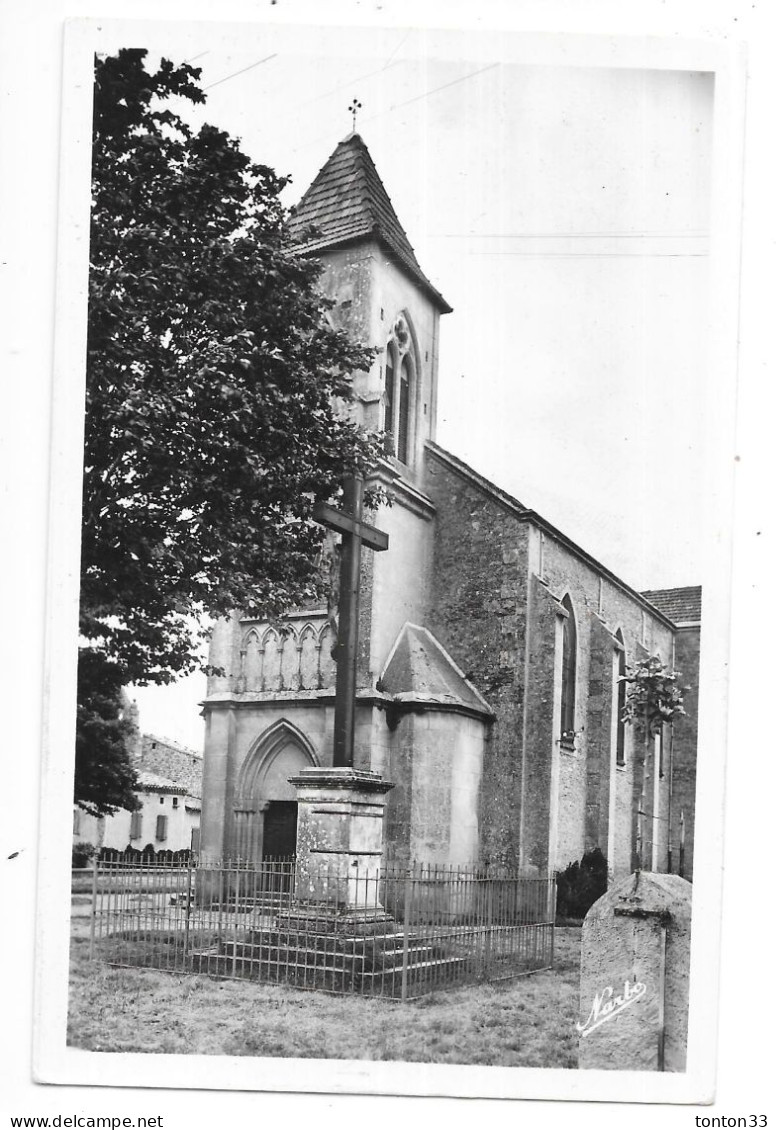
287,131,452,675
288,132,451,493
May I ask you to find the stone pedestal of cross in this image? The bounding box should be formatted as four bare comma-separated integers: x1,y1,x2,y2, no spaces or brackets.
284,473,395,933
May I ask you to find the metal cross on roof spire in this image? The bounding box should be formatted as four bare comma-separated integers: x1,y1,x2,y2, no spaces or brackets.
348,98,362,131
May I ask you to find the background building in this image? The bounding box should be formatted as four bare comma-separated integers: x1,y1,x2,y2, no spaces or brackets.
73,732,202,856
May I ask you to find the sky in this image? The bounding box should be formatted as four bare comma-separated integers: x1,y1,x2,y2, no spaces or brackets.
112,26,716,751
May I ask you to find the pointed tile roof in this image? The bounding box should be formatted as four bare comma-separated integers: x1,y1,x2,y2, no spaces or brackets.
380,623,492,717
288,133,452,313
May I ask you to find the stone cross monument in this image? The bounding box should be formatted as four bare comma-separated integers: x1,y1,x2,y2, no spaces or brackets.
285,473,395,931
313,472,388,766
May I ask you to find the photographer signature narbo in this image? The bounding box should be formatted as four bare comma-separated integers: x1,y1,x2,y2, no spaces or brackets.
577,979,647,1037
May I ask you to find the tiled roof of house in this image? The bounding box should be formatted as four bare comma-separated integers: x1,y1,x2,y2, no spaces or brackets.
288,133,452,313
139,735,203,798
136,771,184,793
640,586,702,624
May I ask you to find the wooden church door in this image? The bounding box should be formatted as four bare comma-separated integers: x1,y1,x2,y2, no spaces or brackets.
262,800,298,860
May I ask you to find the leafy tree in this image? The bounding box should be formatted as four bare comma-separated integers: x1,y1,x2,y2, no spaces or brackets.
83,48,379,687
620,656,688,870
621,655,687,735
75,650,141,816
555,848,608,921
76,49,379,812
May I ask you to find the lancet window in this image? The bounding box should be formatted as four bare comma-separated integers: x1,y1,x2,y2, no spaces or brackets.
560,594,577,747
383,314,416,465
615,629,627,766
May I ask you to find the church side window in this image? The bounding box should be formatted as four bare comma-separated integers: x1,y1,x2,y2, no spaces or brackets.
560,595,577,747
383,314,416,466
384,347,396,441
615,629,626,766
398,355,411,463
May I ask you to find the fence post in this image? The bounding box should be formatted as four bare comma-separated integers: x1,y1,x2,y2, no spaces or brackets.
232,860,240,979
182,853,194,969
400,868,412,1003
88,853,99,962
550,876,556,969
484,876,494,979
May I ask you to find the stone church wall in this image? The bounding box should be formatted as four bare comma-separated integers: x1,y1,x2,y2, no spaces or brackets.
522,575,564,871
423,448,529,868
539,534,676,879
383,709,484,867
670,626,700,880
585,615,620,858
368,495,435,681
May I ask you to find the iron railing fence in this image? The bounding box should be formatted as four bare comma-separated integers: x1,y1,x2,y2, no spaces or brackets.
87,856,555,999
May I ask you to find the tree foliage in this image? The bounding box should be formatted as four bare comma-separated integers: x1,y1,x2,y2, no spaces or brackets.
75,650,141,816
83,49,380,689
555,848,608,921
620,656,687,737
76,50,380,812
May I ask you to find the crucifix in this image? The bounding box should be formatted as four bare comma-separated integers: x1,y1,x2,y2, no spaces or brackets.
348,98,362,131
313,473,388,768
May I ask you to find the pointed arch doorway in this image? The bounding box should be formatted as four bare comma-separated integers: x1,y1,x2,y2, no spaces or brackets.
233,720,318,863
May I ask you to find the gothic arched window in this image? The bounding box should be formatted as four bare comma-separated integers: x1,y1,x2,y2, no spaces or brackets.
384,347,396,440
560,595,577,747
398,355,411,463
615,629,626,766
383,314,415,465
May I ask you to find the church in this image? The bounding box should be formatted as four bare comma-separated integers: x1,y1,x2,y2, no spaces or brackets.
199,132,700,883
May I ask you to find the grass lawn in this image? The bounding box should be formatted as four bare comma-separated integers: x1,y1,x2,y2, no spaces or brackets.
68,904,581,1068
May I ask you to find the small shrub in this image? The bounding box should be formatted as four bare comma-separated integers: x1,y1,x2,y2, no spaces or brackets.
72,841,96,869
555,848,608,921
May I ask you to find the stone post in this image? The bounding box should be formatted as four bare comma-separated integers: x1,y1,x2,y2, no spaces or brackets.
577,871,692,1072
283,766,395,934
